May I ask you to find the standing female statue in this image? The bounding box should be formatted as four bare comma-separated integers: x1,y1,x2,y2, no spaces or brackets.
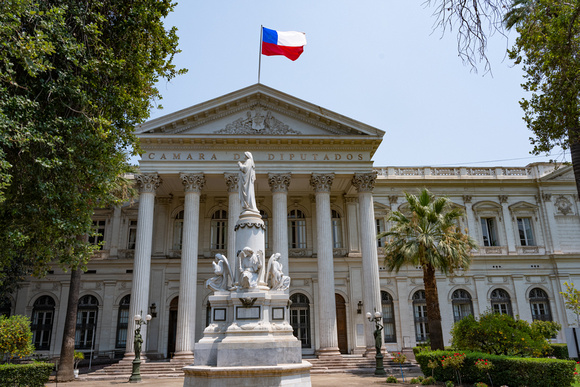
238,152,259,216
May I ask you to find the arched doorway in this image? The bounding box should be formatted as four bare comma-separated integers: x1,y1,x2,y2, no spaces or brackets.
167,297,178,358
335,294,348,354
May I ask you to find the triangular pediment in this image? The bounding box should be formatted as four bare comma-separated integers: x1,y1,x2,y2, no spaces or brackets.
136,84,384,138
539,165,574,182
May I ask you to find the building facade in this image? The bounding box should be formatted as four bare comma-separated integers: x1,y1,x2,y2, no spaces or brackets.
6,85,580,360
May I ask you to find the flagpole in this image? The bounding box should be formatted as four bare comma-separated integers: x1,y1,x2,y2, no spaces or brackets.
258,25,263,84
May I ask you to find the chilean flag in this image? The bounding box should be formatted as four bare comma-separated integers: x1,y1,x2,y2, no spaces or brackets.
261,27,307,61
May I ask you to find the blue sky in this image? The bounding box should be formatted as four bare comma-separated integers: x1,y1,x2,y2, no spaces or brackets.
147,1,567,167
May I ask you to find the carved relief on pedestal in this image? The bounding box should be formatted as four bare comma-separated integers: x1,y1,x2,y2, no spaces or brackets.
268,173,292,193
352,171,378,193
310,173,334,193
180,173,205,193
215,108,302,135
135,173,162,193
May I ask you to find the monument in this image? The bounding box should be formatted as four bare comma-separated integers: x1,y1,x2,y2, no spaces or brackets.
183,152,312,386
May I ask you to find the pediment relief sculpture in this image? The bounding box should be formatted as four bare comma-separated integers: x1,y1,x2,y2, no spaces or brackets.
215,107,302,135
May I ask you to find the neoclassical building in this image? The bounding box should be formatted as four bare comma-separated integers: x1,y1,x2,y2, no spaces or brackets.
6,84,580,360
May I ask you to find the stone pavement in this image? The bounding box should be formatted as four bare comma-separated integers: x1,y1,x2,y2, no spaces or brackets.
47,373,413,386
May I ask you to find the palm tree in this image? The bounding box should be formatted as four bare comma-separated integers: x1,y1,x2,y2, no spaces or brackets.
379,189,477,350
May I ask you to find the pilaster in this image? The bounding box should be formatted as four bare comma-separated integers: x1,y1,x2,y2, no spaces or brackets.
268,173,291,280
499,195,516,254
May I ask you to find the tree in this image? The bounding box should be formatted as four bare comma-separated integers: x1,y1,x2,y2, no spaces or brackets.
0,0,184,380
379,189,477,350
0,315,34,362
560,281,580,325
506,0,580,196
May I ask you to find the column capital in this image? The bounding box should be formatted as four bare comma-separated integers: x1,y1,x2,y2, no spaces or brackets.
135,173,162,193
180,173,205,193
542,193,552,202
344,196,358,204
462,195,472,204
498,195,508,204
310,173,334,193
388,195,398,205
224,173,239,193
352,171,377,193
268,173,292,193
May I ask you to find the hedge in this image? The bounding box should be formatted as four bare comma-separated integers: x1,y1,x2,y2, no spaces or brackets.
0,362,54,387
415,350,575,387
549,343,570,360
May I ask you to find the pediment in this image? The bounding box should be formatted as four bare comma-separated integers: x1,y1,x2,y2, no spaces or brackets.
508,201,538,212
540,165,574,182
136,84,384,139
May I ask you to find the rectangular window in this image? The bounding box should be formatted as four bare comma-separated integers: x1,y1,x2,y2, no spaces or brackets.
211,220,227,250
89,220,106,250
480,217,498,246
517,217,535,246
127,220,137,250
376,218,386,247
289,220,306,249
331,219,342,248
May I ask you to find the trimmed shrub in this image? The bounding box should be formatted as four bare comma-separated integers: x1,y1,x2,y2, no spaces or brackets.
415,350,575,387
550,343,570,359
0,362,54,387
0,315,34,361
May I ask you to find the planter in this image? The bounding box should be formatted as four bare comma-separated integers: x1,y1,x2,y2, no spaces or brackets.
74,369,79,378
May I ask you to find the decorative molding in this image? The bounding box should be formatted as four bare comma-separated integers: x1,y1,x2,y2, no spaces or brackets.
268,173,292,193
352,171,378,193
224,173,239,193
215,107,302,135
462,195,472,203
234,222,266,231
310,173,334,193
498,195,508,204
289,249,309,257
344,196,358,204
180,173,205,193
541,193,552,202
135,173,162,193
388,195,398,205
156,196,173,205
555,195,573,215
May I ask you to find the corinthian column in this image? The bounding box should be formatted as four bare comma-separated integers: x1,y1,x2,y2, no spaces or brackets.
310,173,340,357
268,173,291,280
352,172,383,354
125,173,161,358
174,173,205,359
225,173,240,281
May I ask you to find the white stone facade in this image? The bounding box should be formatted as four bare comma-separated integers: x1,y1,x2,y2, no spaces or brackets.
8,85,580,359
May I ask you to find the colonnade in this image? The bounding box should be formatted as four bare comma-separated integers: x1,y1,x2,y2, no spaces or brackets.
125,171,382,359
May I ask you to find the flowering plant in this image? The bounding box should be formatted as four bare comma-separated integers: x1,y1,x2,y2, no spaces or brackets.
392,352,406,364
475,358,493,371
441,353,465,385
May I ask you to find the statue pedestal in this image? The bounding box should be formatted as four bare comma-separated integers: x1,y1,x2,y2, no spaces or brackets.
187,290,311,386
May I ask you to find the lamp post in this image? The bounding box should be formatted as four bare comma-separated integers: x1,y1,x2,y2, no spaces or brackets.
366,311,386,376
129,312,152,383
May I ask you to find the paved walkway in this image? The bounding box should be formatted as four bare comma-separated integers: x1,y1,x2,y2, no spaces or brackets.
48,373,413,386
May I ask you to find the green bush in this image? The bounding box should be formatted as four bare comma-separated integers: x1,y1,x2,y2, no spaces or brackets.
421,376,436,385
386,375,398,383
450,312,557,357
415,350,575,387
549,343,570,359
0,362,54,386
0,315,34,361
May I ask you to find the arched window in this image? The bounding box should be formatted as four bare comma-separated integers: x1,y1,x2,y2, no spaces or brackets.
290,293,311,348
452,289,473,322
530,288,552,321
260,210,269,249
173,210,184,250
288,209,306,249
31,295,55,350
75,295,99,349
491,289,512,316
413,290,429,343
381,291,396,343
331,210,343,248
0,297,11,317
211,209,228,250
115,295,130,348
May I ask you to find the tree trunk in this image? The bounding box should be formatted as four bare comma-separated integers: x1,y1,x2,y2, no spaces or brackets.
56,267,82,381
423,264,444,350
569,129,580,197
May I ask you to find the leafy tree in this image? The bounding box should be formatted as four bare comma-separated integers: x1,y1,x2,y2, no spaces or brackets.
0,315,34,362
506,0,580,196
380,189,477,350
0,0,184,380
560,281,580,325
450,311,560,357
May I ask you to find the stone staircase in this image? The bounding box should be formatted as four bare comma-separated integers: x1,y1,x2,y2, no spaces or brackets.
79,354,422,380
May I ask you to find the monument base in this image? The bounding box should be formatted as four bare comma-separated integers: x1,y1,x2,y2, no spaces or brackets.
183,361,312,387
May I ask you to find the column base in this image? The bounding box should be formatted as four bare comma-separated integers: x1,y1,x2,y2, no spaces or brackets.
315,347,341,358
172,351,194,360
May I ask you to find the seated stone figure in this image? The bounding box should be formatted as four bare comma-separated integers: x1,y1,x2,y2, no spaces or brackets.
206,253,232,292
238,247,262,289
266,253,291,291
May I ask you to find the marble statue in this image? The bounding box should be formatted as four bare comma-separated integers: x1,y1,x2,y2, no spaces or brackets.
266,253,291,291
238,152,259,216
206,253,232,292
238,247,262,289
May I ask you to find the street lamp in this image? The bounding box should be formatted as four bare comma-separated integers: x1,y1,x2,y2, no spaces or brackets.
129,312,152,383
366,310,386,376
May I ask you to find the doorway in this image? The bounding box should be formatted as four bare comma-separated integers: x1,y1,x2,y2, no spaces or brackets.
167,297,178,358
335,294,348,354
